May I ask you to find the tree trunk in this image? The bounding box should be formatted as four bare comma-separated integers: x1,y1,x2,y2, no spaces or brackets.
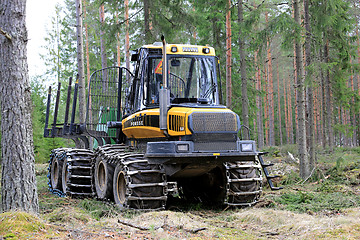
304,0,315,168
116,11,121,67
277,62,283,145
264,64,269,146
99,4,107,71
324,42,334,151
255,52,264,149
320,48,327,148
226,0,232,108
75,0,86,124
265,12,275,146
144,0,151,43
0,0,39,213
284,74,289,144
125,0,130,81
238,0,249,139
287,76,294,144
83,0,90,86
294,0,310,178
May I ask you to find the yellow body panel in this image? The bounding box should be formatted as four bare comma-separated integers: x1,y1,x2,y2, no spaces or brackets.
122,109,165,139
122,107,235,139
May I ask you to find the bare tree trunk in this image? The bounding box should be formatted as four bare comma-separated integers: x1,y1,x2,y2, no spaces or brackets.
320,48,327,148
304,0,315,168
264,64,269,146
287,76,294,144
265,12,275,146
226,0,232,108
144,0,151,43
277,62,283,145
125,0,130,81
116,11,121,67
83,0,90,86
255,52,264,149
76,0,86,124
238,0,249,139
324,42,334,151
99,4,107,71
294,0,310,178
284,75,289,144
0,0,39,213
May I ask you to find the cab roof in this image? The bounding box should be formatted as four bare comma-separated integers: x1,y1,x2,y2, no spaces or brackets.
141,42,216,56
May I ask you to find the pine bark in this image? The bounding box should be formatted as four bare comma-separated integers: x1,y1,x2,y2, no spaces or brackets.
99,4,107,71
125,0,130,81
277,62,283,145
226,0,232,108
255,52,264,149
324,42,334,151
75,0,86,124
284,75,289,144
304,0,315,168
144,0,151,43
294,0,310,178
238,0,249,139
0,0,39,213
83,0,90,86
264,64,269,146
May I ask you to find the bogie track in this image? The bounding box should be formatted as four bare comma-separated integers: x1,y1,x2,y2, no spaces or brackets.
48,146,263,209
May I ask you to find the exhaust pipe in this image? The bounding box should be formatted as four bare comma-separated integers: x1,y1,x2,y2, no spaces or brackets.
159,35,170,131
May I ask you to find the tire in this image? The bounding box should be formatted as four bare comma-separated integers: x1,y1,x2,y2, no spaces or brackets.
49,149,63,191
226,161,262,205
94,156,114,200
50,155,63,190
113,163,127,209
62,158,69,195
112,157,167,210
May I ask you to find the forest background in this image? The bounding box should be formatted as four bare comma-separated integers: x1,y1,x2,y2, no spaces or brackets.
17,0,360,173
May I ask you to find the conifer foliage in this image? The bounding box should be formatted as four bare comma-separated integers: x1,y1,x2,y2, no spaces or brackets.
18,0,360,179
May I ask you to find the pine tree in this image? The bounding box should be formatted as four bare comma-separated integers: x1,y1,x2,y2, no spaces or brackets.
0,0,39,213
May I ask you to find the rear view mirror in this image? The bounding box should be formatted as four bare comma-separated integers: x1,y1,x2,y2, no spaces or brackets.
171,59,180,67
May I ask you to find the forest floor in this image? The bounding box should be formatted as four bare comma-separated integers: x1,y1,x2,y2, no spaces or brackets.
1,145,360,239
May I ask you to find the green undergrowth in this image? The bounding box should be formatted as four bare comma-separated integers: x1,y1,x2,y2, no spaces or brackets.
262,146,360,214
0,211,60,239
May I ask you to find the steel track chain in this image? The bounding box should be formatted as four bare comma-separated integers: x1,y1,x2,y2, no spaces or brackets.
48,148,95,198
224,158,263,207
63,148,95,197
92,144,168,210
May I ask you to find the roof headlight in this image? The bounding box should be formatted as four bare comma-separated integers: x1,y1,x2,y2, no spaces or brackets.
203,47,210,54
171,46,178,52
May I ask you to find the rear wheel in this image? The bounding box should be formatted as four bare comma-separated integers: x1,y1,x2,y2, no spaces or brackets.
62,158,69,194
48,149,66,196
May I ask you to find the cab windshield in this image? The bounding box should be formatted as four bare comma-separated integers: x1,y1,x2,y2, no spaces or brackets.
147,56,218,105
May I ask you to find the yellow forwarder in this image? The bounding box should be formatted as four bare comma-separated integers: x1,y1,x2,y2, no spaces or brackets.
44,37,281,210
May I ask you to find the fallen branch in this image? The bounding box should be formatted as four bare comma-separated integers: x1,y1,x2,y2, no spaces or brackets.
118,219,207,234
118,219,151,231
185,227,207,234
0,27,12,40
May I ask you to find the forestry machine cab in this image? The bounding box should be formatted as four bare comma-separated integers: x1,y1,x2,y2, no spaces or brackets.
44,37,281,210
